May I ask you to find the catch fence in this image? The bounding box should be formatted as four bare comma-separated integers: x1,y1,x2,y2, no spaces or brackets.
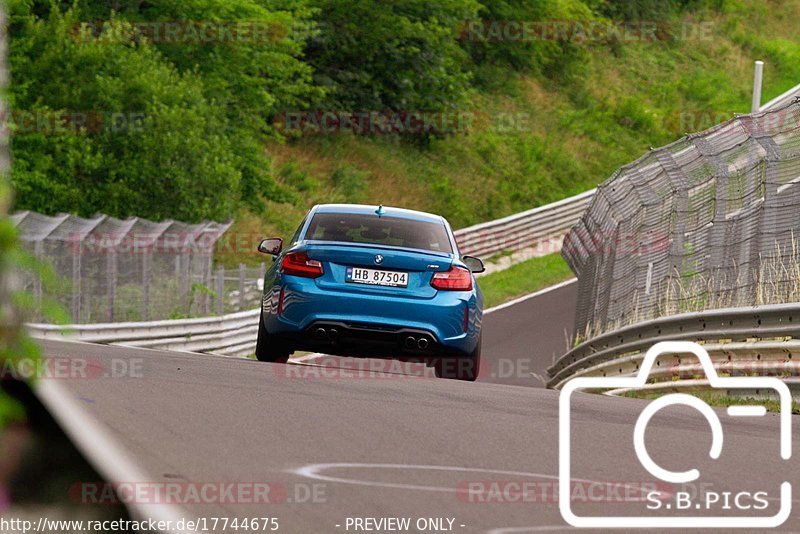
563,98,800,339
10,211,269,323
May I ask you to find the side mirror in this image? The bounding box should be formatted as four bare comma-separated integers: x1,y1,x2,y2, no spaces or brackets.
462,255,485,274
258,238,283,256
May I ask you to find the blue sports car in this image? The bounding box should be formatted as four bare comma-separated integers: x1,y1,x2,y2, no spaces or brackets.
256,204,484,381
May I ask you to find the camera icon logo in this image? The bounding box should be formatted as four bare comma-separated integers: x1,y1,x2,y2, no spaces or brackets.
559,341,792,528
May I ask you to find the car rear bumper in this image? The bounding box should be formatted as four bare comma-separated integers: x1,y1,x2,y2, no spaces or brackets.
284,321,447,359
262,277,481,356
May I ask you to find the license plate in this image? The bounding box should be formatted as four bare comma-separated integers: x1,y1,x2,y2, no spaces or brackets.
346,267,408,287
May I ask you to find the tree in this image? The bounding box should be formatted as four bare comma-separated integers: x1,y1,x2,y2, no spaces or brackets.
304,0,479,115
77,0,323,210
464,0,593,83
8,0,323,220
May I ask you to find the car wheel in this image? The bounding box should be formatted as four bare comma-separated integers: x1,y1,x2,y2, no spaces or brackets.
434,335,481,382
255,314,291,363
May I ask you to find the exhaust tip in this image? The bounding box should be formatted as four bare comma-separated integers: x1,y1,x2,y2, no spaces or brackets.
404,336,417,349
328,328,339,340
314,327,327,340
417,338,429,350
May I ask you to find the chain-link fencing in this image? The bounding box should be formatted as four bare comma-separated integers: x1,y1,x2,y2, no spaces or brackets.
563,98,800,340
8,211,269,323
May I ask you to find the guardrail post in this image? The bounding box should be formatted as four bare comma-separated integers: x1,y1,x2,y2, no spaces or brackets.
216,266,224,315
238,264,246,312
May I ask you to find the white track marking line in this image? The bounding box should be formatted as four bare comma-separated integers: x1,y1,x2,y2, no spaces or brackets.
728,405,767,417
287,278,577,364
293,463,560,493
290,353,329,363
291,462,652,501
35,380,191,534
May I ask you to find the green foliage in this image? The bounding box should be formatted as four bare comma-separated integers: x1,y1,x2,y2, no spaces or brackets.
0,391,25,429
304,0,479,114
82,0,323,213
0,179,69,428
9,8,240,221
279,162,316,194
8,0,320,221
600,0,729,20
600,0,676,20
464,0,593,83
0,123,28,430
330,166,368,203
7,0,798,245
0,201,29,368
236,0,800,248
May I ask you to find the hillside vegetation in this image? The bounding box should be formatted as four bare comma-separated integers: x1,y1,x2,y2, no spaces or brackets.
250,0,800,240
6,0,800,266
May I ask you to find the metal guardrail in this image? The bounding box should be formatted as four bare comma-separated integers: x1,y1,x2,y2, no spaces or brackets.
28,309,260,358
547,302,800,394
760,82,800,111
569,340,800,396
454,189,595,258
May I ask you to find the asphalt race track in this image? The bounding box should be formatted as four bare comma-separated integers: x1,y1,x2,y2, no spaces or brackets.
479,281,578,386
38,279,800,533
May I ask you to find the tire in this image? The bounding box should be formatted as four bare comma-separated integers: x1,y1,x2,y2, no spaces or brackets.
434,335,481,382
255,314,291,363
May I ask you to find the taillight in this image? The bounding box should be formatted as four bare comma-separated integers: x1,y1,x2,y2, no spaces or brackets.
281,251,323,278
431,266,473,291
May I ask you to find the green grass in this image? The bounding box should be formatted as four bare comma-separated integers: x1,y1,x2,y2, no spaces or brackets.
477,253,574,309
623,390,800,415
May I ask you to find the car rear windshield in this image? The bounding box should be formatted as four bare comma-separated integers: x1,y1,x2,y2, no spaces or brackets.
305,213,453,253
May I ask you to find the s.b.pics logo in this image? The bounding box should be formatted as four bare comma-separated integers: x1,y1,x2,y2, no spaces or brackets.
559,341,792,529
